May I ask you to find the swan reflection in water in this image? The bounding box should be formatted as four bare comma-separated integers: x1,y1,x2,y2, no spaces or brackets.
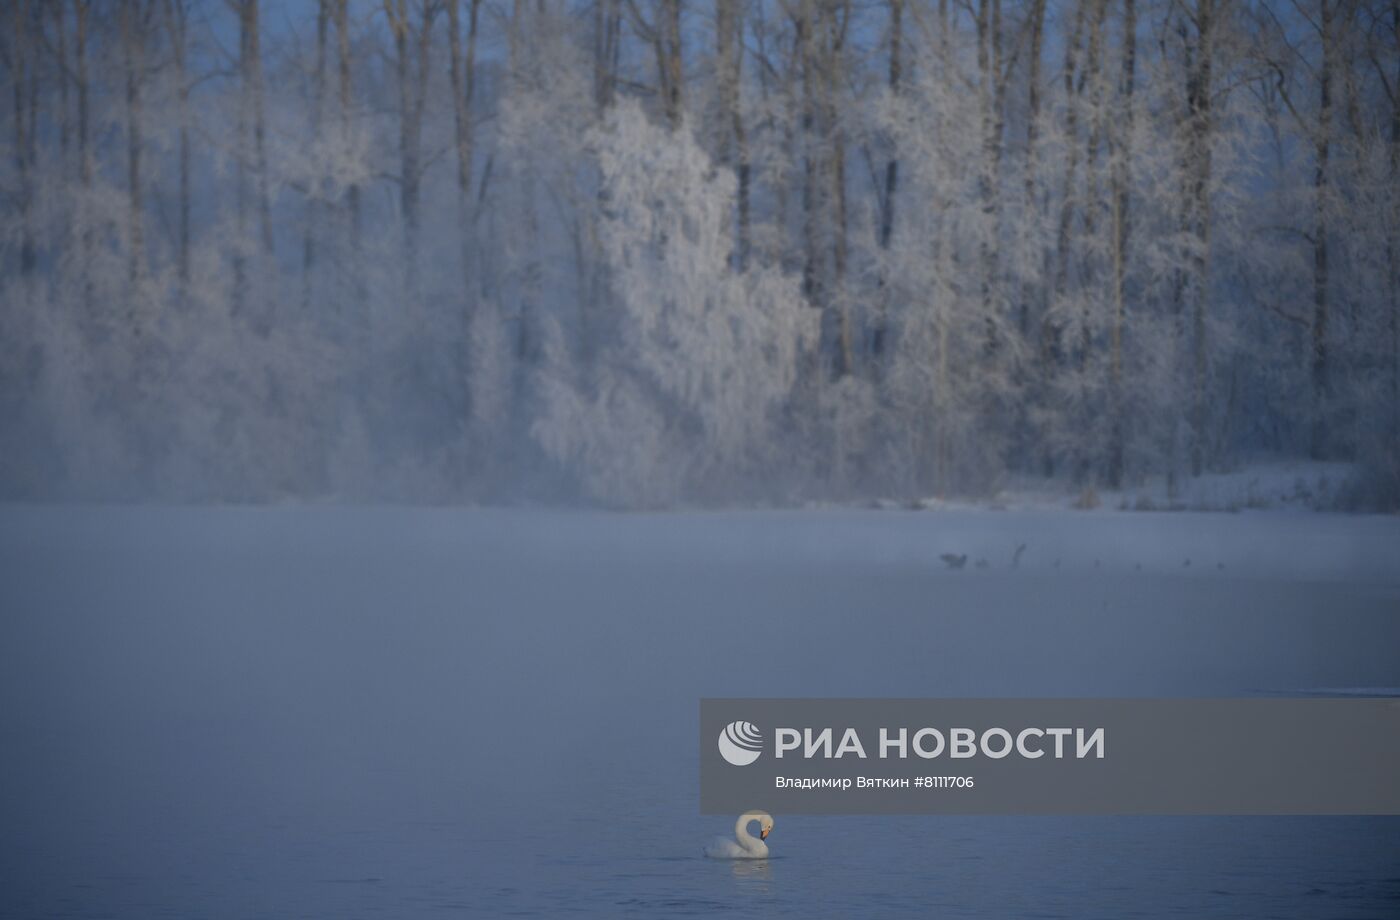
729,856,773,886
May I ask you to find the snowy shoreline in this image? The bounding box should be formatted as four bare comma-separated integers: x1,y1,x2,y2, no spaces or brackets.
4,496,1398,588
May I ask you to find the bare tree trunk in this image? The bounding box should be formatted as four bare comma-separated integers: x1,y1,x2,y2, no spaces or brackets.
1107,0,1136,487
1186,0,1215,477
162,0,192,287
232,0,273,257
751,1,791,267
332,0,362,308
625,0,684,127
828,2,852,377
233,10,247,311
448,0,482,353
594,0,621,111
663,0,683,125
716,0,750,270
510,0,541,366
879,0,901,252
448,0,480,208
384,0,435,291
871,0,902,362
251,4,272,254
580,0,620,364
934,207,952,494
798,0,820,307
976,0,1007,354
51,3,69,166
12,0,35,276
934,0,952,488
1309,0,1336,458
938,0,950,68
301,0,329,309
1046,0,1089,367
1080,0,1109,371
1024,0,1046,214
231,0,262,313
1389,1,1400,440
74,0,91,187
121,0,146,290
1013,0,1047,465
74,0,93,315
1035,0,1090,476
796,0,852,378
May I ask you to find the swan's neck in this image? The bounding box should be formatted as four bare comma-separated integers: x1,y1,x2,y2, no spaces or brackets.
735,815,764,852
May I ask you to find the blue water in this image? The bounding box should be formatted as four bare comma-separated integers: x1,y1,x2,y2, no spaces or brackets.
2,507,1398,918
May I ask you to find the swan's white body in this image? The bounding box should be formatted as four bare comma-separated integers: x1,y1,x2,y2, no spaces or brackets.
703,811,773,859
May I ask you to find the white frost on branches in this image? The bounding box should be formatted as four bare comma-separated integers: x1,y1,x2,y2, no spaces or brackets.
533,102,817,507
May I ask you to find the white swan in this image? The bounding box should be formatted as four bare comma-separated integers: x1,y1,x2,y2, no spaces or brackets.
703,811,774,859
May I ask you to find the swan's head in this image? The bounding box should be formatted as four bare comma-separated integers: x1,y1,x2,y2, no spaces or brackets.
744,810,774,840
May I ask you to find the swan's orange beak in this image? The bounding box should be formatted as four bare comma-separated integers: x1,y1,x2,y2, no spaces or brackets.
760,827,770,840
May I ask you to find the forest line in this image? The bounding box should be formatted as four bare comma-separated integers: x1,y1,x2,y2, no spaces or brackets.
1,1,1397,507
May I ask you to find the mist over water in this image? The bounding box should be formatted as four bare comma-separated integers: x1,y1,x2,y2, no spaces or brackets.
2,506,1397,917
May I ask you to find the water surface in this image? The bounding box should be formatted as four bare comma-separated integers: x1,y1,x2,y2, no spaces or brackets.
2,507,1398,917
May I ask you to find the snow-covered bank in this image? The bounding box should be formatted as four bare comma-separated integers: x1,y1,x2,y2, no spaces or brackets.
4,499,1398,588
478,505,1399,585
863,459,1376,514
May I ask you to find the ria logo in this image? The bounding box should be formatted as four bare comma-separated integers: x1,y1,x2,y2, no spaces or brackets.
718,720,764,766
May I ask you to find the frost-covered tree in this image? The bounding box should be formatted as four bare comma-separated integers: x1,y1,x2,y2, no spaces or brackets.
532,102,816,507
874,24,1016,494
